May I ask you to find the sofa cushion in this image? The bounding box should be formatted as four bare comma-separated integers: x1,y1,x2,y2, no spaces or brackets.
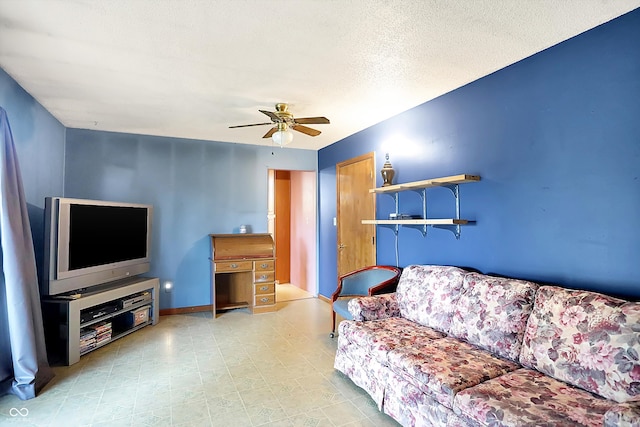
454,368,618,427
384,369,469,427
604,403,640,427
395,265,466,333
386,337,520,409
449,272,539,361
338,318,445,364
520,286,640,403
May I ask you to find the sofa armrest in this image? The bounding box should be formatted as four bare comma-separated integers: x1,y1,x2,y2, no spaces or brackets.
604,403,640,427
348,293,399,321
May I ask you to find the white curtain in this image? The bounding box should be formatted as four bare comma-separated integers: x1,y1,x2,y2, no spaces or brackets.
0,107,53,400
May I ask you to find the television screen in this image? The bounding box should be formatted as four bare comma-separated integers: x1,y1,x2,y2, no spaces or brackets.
42,197,153,296
68,205,149,270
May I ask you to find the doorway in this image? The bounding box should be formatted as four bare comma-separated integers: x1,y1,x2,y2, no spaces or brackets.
268,169,317,300
336,152,376,276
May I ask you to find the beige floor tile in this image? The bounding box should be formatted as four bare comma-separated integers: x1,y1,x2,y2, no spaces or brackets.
321,400,369,426
267,380,306,401
205,391,245,414
208,409,253,427
261,408,333,426
171,398,211,425
134,390,172,414
170,371,204,390
100,385,137,408
238,385,278,407
277,390,329,418
171,383,207,406
134,406,172,426
201,372,238,397
51,392,101,425
244,399,289,425
92,400,136,424
92,415,136,427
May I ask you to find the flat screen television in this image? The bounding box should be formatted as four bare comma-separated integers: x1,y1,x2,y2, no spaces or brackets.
42,197,153,296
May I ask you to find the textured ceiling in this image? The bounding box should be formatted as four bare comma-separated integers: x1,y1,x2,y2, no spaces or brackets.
1,1,638,150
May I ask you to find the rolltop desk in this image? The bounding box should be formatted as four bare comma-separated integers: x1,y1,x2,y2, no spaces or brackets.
209,233,276,317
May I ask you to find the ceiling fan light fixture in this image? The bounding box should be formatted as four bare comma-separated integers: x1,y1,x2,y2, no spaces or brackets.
229,103,329,145
272,123,293,146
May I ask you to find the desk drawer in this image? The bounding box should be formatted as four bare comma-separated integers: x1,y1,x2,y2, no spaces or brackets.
255,294,275,306
255,283,275,295
255,260,274,271
254,271,274,283
215,261,252,272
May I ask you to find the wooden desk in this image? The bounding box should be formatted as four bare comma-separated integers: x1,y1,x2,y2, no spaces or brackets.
210,233,276,317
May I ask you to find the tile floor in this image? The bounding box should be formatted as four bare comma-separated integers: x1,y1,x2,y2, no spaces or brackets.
274,283,314,302
0,296,400,426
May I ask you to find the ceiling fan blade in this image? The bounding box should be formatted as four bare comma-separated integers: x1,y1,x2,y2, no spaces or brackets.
293,116,330,125
292,124,321,137
259,110,280,122
262,127,278,138
229,122,273,128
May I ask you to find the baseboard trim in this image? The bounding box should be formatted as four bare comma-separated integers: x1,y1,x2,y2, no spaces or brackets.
160,305,212,316
317,294,331,304
161,297,331,315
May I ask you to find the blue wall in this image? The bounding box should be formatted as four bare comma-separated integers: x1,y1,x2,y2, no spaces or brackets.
0,68,66,281
318,10,640,298
65,129,316,309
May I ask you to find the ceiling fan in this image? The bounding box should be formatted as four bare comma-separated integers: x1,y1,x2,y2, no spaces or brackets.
229,103,330,145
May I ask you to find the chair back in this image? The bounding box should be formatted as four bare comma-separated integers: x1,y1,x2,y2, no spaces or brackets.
339,266,401,297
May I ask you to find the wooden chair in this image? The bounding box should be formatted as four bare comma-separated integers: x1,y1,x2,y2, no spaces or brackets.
330,265,401,338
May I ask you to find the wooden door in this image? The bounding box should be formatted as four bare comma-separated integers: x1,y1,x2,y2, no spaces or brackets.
275,171,291,283
336,152,376,277
269,170,291,284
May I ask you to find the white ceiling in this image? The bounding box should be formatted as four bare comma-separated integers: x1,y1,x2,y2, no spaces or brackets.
1,1,638,150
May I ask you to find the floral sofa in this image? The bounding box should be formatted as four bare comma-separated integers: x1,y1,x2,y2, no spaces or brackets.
334,265,640,426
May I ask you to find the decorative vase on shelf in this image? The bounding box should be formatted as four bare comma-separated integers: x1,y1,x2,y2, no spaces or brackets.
380,154,395,187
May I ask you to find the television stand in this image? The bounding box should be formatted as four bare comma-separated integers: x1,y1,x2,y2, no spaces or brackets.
41,276,159,366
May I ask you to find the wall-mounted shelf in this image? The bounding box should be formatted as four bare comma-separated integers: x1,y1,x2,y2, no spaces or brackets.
369,174,480,194
362,219,468,226
361,173,480,239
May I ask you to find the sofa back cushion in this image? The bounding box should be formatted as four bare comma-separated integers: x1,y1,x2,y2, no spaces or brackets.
395,265,466,333
520,285,640,403
449,273,539,361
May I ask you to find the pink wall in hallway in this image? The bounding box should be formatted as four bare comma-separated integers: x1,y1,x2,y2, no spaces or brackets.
289,170,317,295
